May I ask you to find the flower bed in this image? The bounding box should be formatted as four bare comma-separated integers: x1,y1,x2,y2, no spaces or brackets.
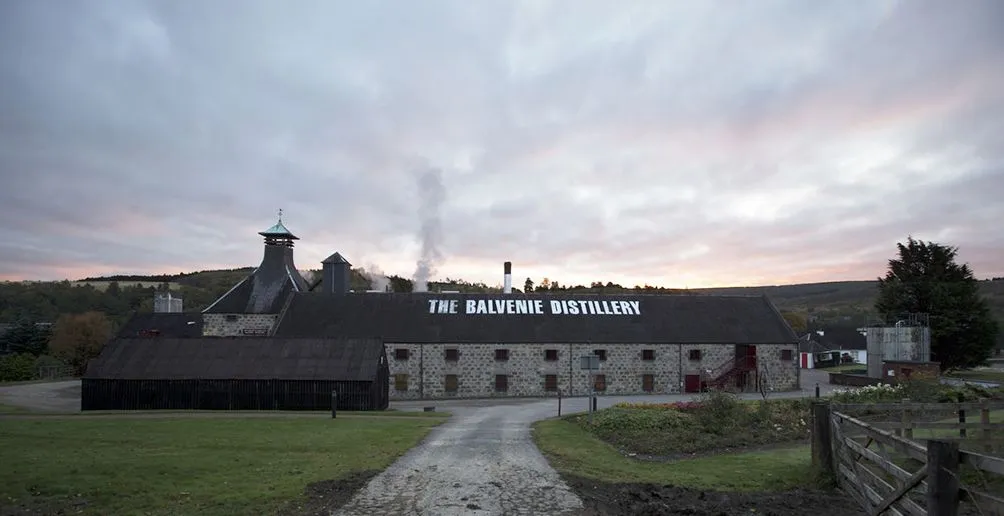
830,379,1003,404
613,401,703,411
568,391,813,458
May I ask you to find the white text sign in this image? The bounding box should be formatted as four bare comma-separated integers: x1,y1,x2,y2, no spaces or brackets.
426,298,641,316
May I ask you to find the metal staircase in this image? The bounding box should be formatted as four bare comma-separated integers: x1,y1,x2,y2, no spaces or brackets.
702,354,758,392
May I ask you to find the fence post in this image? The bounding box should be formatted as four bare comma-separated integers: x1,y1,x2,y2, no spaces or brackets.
926,439,960,516
980,400,991,453
815,383,820,398
557,389,562,417
901,398,913,440
331,390,337,419
958,409,966,439
811,402,834,477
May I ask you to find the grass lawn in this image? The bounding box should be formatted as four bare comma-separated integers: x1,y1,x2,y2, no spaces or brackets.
0,402,31,414
0,416,444,515
532,417,813,491
0,407,452,418
912,409,1004,442
946,369,1004,384
818,364,867,374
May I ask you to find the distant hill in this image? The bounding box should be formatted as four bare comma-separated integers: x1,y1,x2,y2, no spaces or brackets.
4,269,1002,348
74,268,1004,319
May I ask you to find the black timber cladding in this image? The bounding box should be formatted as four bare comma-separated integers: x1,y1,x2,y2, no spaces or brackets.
81,337,390,411
81,378,388,411
272,292,798,344
84,337,385,381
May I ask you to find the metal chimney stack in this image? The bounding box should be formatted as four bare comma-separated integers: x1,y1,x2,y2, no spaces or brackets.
503,261,512,294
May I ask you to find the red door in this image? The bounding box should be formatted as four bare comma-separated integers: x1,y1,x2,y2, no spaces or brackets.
745,345,757,368
801,352,808,369
684,374,702,393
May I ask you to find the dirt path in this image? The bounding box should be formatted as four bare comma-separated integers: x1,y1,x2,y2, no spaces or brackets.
332,402,583,515
0,380,80,412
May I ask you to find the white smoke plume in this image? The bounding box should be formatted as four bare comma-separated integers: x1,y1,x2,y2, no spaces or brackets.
298,269,317,285
412,165,446,293
360,264,391,292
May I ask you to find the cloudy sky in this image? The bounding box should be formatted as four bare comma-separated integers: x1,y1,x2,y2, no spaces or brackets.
1,0,1002,288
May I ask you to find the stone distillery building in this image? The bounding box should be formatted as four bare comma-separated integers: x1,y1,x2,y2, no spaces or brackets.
84,216,800,409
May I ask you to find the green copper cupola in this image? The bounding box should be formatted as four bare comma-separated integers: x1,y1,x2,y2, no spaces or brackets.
258,208,299,248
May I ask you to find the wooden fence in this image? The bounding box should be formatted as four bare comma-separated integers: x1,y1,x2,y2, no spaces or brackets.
812,401,1004,516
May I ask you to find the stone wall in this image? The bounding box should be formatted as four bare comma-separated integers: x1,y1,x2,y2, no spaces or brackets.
758,343,800,392
385,342,800,401
202,313,278,337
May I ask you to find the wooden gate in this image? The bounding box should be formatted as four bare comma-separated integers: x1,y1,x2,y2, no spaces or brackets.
811,401,1004,515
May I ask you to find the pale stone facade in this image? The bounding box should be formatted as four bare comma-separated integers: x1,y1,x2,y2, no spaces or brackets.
385,342,800,401
202,313,278,337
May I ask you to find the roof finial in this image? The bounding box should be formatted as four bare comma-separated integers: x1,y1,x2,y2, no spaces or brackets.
277,208,283,223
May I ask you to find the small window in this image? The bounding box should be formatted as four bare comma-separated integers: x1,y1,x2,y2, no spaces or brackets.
642,349,655,361
225,314,238,322
394,374,409,391
544,374,558,392
444,374,458,392
688,349,702,361
395,348,410,360
495,349,510,361
495,374,509,392
781,349,794,361
642,374,654,392
594,374,607,391
445,348,459,361
593,349,607,361
544,349,559,361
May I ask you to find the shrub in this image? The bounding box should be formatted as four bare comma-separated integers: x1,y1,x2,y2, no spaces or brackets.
578,394,812,456
0,353,36,382
694,390,745,433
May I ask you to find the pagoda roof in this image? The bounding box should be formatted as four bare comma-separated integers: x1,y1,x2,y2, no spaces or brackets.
322,252,351,265
258,213,299,240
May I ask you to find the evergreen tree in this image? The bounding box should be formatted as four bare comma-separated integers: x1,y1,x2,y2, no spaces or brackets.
875,237,999,370
0,318,51,356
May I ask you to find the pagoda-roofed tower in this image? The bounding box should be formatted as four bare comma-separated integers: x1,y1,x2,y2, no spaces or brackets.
203,210,309,317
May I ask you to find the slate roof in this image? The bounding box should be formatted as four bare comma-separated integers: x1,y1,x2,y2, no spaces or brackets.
272,292,798,344
84,337,385,381
116,313,204,338
203,244,309,314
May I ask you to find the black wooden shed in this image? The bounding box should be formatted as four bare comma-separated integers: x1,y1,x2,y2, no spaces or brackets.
81,337,389,411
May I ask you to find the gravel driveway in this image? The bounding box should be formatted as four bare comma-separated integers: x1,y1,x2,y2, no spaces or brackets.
333,401,584,515
0,380,80,412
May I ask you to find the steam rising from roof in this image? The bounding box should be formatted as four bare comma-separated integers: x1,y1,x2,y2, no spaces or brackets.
412,165,446,293
360,264,391,292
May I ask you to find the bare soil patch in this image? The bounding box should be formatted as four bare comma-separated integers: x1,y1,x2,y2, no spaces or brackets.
276,471,379,516
564,475,866,516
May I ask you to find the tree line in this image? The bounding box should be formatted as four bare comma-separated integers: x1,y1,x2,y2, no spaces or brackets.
0,312,111,382
0,237,1000,376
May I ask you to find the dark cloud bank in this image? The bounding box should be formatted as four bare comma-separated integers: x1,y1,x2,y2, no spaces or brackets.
0,0,1001,287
